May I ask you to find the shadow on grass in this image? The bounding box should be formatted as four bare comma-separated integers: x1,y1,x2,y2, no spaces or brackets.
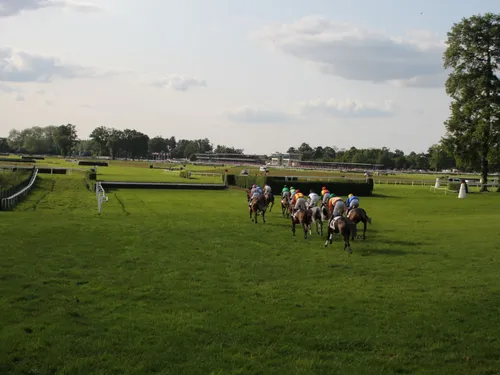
370,193,402,199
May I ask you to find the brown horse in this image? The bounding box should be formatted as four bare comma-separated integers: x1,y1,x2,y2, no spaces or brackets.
324,216,356,253
347,208,372,240
281,193,291,217
265,192,275,212
249,196,267,224
291,208,312,239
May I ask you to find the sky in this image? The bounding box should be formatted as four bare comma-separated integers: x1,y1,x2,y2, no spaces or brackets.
1,0,499,155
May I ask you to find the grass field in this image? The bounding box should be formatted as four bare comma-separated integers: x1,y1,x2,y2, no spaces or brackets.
1,173,500,374
1,155,491,184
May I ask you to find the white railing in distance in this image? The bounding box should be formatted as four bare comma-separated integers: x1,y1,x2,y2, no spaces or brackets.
96,182,108,214
0,168,39,211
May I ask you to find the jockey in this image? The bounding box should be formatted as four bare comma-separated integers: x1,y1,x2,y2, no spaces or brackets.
292,189,306,213
307,189,320,208
328,196,345,224
264,183,272,195
345,193,359,214
290,186,296,197
321,186,331,206
281,185,290,200
248,184,261,206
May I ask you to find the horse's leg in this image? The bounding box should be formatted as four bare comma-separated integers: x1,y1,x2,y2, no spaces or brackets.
362,219,367,239
262,209,266,223
292,220,296,236
250,207,253,221
319,219,323,237
302,221,308,239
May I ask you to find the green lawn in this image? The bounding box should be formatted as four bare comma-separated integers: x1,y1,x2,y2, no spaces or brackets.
1,174,500,374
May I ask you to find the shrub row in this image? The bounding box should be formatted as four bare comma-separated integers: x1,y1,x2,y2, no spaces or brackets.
0,158,35,163
179,171,192,178
22,155,45,160
0,153,9,156
265,177,374,197
233,175,267,189
78,160,109,166
225,174,374,195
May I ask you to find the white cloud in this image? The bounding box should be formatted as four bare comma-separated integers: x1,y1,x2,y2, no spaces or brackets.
0,46,105,83
254,15,446,88
298,98,395,118
223,98,395,123
152,75,207,91
0,0,102,17
222,106,293,123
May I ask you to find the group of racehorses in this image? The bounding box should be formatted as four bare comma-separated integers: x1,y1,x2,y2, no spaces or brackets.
246,187,372,254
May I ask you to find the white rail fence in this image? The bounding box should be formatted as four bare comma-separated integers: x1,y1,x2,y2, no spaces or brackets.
0,168,39,211
96,182,108,214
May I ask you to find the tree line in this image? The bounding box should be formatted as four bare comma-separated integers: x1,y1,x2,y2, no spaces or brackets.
1,125,244,160
0,124,480,171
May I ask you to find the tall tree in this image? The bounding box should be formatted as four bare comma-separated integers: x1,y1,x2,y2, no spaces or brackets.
90,126,111,156
443,13,500,190
54,124,78,157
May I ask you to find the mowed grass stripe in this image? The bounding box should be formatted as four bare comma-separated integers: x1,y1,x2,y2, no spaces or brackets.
1,178,500,374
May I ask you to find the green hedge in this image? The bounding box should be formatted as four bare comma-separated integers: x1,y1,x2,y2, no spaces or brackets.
234,175,267,189
179,171,192,179
265,177,374,197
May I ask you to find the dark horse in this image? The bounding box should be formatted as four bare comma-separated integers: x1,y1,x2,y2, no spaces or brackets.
265,192,275,212
249,196,267,224
346,208,372,240
324,216,356,253
281,193,291,218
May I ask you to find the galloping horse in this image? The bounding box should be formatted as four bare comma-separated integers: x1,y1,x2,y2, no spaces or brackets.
291,208,312,239
265,192,275,212
281,192,291,217
249,195,267,224
308,206,326,236
324,216,356,253
347,208,372,240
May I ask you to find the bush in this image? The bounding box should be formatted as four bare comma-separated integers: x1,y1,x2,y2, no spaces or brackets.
78,160,109,167
266,177,374,196
149,165,154,169
22,155,45,160
447,182,461,192
179,171,192,179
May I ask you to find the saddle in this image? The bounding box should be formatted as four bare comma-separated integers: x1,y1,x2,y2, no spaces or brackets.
331,216,342,232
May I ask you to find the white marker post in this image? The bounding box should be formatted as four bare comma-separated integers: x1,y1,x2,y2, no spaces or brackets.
458,182,466,199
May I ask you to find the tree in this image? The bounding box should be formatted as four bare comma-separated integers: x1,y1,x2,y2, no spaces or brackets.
0,138,10,153
90,126,111,156
443,13,500,190
54,124,78,157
